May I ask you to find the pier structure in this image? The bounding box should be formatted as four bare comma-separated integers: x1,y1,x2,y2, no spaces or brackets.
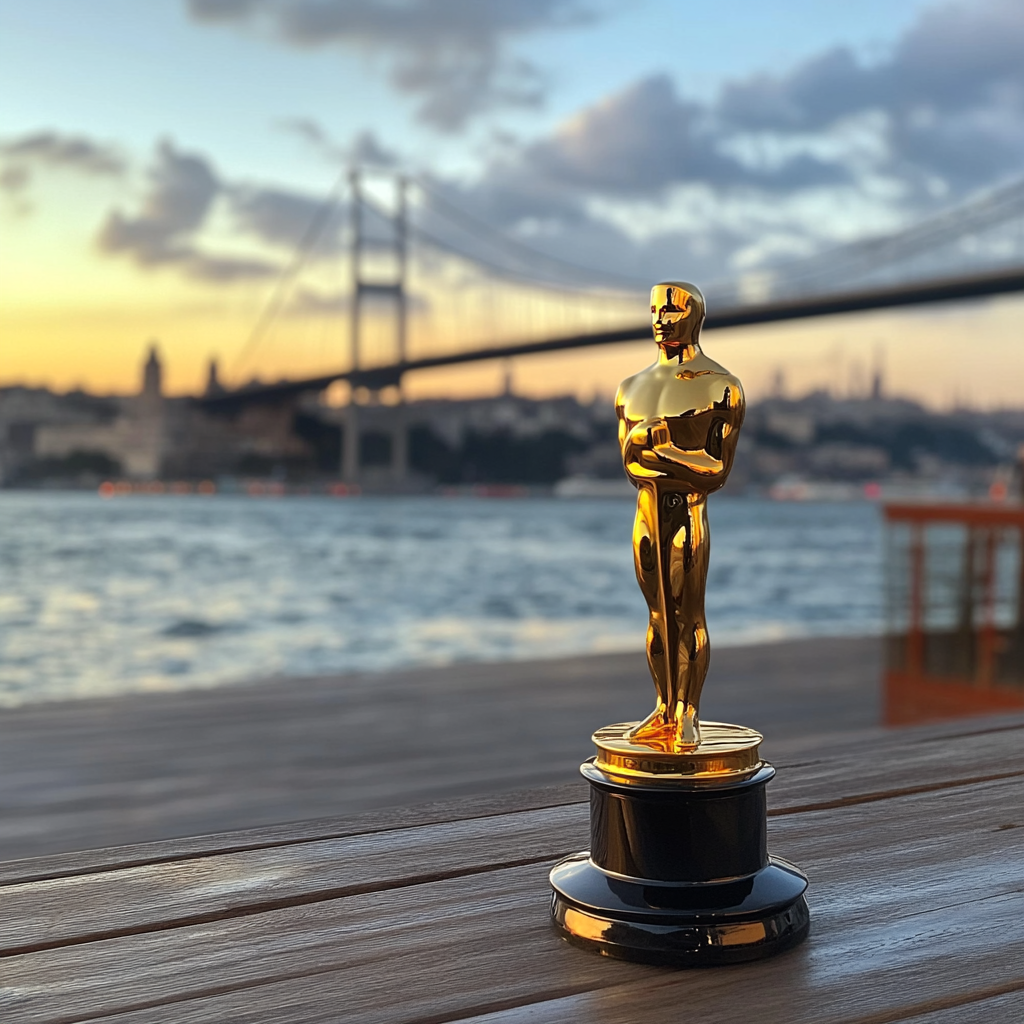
884,501,1024,724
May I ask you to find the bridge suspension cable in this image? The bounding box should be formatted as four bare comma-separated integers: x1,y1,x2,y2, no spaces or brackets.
411,177,647,292
718,172,1024,304
228,170,348,382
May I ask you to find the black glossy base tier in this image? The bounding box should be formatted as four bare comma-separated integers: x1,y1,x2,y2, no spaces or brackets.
549,760,810,966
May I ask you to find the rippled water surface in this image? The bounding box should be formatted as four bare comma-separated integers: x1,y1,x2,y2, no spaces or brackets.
0,494,883,705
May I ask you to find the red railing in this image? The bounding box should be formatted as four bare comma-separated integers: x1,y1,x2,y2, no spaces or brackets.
883,502,1024,725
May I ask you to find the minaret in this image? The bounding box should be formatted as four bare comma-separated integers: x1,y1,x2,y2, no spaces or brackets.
123,340,166,479
142,342,163,399
205,356,224,396
870,345,884,400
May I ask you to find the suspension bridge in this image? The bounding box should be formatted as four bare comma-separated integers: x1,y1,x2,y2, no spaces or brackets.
209,171,1024,401
200,170,1024,481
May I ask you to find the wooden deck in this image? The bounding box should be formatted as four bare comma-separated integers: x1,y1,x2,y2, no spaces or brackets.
0,636,881,861
3,711,1023,1023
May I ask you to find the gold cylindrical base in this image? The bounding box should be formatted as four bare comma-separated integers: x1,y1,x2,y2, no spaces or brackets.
592,720,764,782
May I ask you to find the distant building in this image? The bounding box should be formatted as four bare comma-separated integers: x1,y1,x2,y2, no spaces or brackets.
0,387,117,484
870,350,885,400
35,343,167,478
142,343,162,399
205,357,224,397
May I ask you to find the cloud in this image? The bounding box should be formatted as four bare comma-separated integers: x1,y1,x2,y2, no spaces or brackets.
278,117,339,157
186,0,595,130
0,165,30,196
97,141,220,265
0,131,126,176
190,0,263,15
418,165,748,288
278,119,397,167
520,75,843,197
97,141,279,281
288,285,350,314
416,73,847,284
184,252,282,280
92,138,375,281
477,0,1024,211
526,76,721,194
230,184,338,250
716,0,1024,192
0,131,126,212
176,0,1024,285
348,129,398,167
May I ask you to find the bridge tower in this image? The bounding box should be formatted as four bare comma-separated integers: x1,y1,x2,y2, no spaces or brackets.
342,169,409,486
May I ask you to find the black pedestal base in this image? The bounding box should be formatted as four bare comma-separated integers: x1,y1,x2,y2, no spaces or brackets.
549,760,809,966
550,853,809,966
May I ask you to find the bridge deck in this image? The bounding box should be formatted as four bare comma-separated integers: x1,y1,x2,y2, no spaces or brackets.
202,266,1024,407
3,711,1024,1023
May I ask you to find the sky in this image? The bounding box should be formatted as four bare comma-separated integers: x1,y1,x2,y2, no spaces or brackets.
2,0,1024,406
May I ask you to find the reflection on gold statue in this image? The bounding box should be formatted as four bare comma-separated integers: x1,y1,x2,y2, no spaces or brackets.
615,282,744,751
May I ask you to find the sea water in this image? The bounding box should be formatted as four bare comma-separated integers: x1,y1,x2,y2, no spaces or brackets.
0,493,883,705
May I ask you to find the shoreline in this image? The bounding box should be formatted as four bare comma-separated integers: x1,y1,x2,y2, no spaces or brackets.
1,635,882,862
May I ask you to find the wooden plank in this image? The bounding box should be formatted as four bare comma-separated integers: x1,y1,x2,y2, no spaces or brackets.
767,716,1024,815
448,959,1024,1024
3,710,1021,890
4,775,1022,1024
898,990,1024,1023
0,804,589,956
0,782,587,887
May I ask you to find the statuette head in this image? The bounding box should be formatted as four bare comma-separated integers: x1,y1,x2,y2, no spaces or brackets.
651,282,705,348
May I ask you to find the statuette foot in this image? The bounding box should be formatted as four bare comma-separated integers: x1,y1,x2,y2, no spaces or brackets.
626,702,700,751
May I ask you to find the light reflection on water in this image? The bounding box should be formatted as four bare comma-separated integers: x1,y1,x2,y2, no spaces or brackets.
0,494,883,705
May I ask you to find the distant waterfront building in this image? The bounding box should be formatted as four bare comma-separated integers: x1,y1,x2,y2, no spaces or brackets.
34,343,167,479
0,387,116,484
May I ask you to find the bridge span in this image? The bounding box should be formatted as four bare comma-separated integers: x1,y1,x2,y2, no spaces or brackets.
202,264,1024,409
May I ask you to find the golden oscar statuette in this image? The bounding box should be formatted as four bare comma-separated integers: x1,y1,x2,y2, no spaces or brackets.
549,282,810,965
